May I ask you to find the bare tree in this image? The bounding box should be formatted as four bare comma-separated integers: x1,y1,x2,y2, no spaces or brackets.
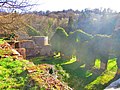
0,0,38,12
0,0,39,34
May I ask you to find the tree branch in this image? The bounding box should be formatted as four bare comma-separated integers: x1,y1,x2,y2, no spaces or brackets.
0,0,38,11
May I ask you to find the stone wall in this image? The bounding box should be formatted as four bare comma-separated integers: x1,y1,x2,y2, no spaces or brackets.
14,36,53,58
16,48,26,59
40,45,53,56
18,40,40,57
0,41,26,60
32,36,48,48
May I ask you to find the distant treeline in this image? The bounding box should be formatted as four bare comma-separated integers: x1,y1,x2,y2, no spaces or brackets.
0,8,120,39
23,8,120,35
27,8,117,17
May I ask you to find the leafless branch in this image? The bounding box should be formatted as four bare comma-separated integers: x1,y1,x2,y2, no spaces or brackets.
0,0,39,12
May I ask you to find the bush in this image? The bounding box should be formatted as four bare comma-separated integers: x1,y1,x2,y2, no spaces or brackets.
50,27,68,53
76,34,111,68
70,30,93,43
63,29,93,59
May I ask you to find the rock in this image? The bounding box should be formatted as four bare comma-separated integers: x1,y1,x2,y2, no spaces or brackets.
16,48,26,59
7,41,15,48
105,78,120,90
11,49,20,55
26,47,40,57
32,36,48,48
40,45,53,56
11,49,25,60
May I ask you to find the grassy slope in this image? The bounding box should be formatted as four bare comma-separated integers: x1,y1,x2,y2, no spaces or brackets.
0,39,117,90
0,57,29,90
30,56,117,90
0,39,72,90
0,57,72,90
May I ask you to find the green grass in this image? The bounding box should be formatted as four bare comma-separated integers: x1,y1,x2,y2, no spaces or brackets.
94,59,101,69
0,57,29,89
29,56,69,65
107,58,117,71
0,55,71,90
84,59,117,90
0,39,4,44
30,56,118,90
0,36,116,90
61,57,76,65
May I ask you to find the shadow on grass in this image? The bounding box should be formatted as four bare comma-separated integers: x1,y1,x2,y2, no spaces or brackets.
62,62,104,90
29,56,117,90
29,56,69,65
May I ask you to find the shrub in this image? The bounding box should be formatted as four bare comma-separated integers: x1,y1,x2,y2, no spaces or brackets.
50,27,68,53
63,29,93,59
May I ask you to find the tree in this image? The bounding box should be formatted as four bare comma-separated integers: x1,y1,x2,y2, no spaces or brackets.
0,0,38,37
50,27,68,55
0,0,37,12
66,16,75,34
0,12,20,32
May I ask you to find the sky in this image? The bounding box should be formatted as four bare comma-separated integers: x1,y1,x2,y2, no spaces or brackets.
32,0,120,12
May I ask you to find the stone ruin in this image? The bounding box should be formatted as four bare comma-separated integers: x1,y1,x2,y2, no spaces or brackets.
0,41,25,60
9,36,53,58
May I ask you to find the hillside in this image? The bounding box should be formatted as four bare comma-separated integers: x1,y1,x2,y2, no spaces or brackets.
1,8,120,90
0,39,72,90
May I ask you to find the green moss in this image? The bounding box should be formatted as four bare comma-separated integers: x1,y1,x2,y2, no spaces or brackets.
0,57,28,89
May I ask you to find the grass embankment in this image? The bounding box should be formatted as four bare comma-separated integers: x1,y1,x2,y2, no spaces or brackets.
0,39,117,90
0,57,29,89
30,56,117,90
0,39,72,90
0,57,72,90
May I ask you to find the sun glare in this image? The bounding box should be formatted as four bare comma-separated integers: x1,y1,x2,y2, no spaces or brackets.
33,0,120,12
